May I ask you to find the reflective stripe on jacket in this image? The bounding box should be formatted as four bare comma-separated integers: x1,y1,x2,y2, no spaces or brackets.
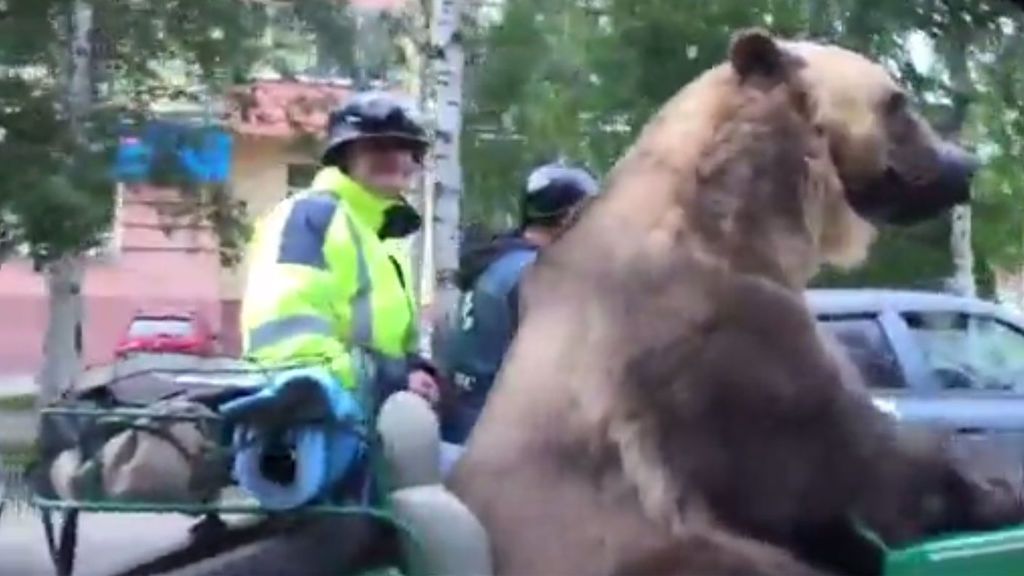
240,167,418,390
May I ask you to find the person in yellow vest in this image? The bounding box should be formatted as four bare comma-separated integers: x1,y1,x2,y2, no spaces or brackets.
240,90,440,408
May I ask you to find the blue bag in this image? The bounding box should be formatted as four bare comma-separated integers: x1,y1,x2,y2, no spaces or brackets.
220,367,366,510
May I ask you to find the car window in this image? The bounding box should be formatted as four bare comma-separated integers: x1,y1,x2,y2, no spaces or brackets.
902,312,1024,392
818,315,906,389
127,317,195,338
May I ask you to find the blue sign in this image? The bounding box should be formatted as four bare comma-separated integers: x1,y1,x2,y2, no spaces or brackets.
114,122,233,184
115,136,152,181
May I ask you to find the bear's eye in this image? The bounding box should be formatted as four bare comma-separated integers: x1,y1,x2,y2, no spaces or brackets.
885,91,908,116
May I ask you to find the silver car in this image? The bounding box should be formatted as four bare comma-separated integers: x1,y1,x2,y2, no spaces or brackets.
809,288,1024,479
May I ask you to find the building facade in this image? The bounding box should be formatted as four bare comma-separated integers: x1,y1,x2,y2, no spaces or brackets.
0,0,410,379
0,184,223,372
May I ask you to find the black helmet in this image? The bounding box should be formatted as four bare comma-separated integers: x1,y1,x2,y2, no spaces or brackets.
521,162,600,225
322,91,429,165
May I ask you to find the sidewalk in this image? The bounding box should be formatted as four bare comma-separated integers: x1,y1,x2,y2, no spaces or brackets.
0,508,199,576
1,478,262,575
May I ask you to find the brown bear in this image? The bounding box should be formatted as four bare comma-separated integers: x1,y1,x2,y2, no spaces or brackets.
447,29,1024,576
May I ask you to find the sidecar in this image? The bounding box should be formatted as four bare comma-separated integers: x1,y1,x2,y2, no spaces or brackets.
27,357,491,576
883,524,1024,575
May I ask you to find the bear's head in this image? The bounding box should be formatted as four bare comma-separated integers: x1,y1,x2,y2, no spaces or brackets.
728,29,976,269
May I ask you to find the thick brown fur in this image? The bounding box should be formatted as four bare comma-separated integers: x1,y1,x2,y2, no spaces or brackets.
447,30,1024,576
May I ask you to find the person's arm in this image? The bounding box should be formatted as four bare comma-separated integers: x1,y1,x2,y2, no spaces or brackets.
406,328,443,405
243,194,362,388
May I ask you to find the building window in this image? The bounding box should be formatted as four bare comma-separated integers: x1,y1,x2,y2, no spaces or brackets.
287,163,318,197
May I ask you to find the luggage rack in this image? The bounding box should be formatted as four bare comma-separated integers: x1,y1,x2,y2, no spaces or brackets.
28,364,428,576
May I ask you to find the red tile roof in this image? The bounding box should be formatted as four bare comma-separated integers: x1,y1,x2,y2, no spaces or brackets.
225,80,412,140
352,0,406,9
225,80,352,139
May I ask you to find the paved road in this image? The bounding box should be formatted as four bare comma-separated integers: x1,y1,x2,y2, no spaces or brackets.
0,508,198,576
5,465,194,576
2,467,271,576
0,361,268,576
1,411,36,445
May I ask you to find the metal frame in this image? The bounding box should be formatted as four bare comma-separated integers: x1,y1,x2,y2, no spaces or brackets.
30,403,427,576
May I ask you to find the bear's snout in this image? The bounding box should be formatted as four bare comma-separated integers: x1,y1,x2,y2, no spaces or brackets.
845,141,977,226
932,142,979,205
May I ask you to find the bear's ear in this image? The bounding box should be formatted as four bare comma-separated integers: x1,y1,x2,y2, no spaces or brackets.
729,28,787,81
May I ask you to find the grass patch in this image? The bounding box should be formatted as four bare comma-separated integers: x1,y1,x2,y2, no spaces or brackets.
2,455,32,513
0,393,35,411
0,441,37,468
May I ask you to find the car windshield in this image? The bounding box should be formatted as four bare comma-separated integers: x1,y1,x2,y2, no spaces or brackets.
127,317,195,338
903,312,1024,391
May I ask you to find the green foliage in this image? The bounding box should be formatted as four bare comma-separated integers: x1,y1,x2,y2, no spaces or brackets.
461,0,567,227
462,0,1024,292
0,0,377,269
812,220,955,289
0,72,113,262
0,393,37,412
964,32,1024,273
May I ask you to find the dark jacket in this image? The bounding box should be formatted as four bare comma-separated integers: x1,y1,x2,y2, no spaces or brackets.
439,232,538,443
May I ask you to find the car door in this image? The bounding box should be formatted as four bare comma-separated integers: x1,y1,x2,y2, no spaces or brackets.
897,309,1024,483
816,312,916,417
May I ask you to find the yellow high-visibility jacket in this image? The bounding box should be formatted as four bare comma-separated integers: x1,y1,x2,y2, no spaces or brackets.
240,167,419,390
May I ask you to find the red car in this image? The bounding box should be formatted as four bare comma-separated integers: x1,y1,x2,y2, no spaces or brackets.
114,311,218,358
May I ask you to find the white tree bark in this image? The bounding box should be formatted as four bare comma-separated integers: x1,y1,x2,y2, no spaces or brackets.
950,205,975,298
426,0,465,353
945,30,976,298
38,257,85,405
396,2,434,356
37,0,92,407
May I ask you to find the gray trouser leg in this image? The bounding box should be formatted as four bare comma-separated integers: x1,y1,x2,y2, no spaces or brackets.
376,392,492,576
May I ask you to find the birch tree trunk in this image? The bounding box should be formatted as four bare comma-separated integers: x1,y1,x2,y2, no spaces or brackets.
426,0,465,354
945,29,975,298
950,206,975,297
396,1,434,356
38,257,85,405
36,0,92,407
